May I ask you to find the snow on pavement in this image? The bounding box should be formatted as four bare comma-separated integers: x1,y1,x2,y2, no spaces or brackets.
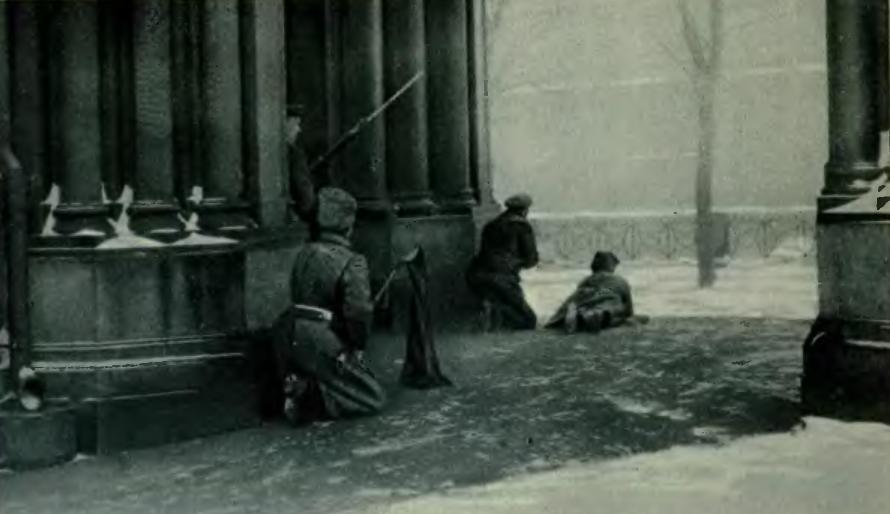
524,259,817,322
341,417,890,514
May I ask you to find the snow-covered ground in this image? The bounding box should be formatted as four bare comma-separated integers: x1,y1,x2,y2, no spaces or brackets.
524,258,817,322
341,417,890,514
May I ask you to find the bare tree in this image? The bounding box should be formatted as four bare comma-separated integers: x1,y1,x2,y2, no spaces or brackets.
677,0,724,288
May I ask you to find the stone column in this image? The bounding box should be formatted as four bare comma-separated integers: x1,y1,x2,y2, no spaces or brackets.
129,0,182,234
241,0,289,227
823,0,890,202
170,0,200,207
426,0,475,213
9,2,49,234
383,0,435,215
50,1,111,237
339,0,389,214
467,0,497,210
98,1,130,207
200,0,252,230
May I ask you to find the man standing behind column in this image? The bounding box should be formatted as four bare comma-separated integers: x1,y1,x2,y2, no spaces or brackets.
286,107,324,239
466,194,539,330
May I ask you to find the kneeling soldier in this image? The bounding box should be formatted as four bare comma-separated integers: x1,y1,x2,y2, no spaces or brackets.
271,188,386,424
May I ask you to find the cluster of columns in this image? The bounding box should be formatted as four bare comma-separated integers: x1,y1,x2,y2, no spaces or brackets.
4,0,282,238
286,0,481,216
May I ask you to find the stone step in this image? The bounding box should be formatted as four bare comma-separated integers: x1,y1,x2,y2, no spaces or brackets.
75,386,259,455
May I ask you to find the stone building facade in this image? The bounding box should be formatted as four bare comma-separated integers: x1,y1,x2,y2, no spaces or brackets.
0,0,494,456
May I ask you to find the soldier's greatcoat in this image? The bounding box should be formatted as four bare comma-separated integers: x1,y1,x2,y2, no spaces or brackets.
272,232,385,420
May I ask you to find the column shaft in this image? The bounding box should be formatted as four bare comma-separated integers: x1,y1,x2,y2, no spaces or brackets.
467,0,496,209
824,0,890,196
426,0,475,212
199,0,252,230
170,0,200,205
50,1,110,236
130,0,181,233
339,0,389,213
9,2,49,233
98,1,130,205
383,0,434,215
242,0,289,227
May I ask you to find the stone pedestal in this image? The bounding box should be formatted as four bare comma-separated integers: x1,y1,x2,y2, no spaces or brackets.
28,244,261,454
803,215,890,420
0,401,77,470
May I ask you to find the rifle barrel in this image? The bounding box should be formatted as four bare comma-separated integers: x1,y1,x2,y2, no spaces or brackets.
308,71,425,173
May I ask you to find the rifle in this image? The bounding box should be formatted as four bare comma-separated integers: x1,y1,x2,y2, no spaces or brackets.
308,71,424,174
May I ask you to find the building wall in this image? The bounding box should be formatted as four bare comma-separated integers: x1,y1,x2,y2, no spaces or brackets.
0,0,493,455
488,0,826,213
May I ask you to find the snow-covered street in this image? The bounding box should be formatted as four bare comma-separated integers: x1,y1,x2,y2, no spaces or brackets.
5,258,883,514
340,416,890,514
524,258,817,322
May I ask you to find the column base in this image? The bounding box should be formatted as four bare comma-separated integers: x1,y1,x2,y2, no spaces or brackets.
355,196,392,217
392,194,436,216
194,198,258,232
128,200,184,238
437,189,477,214
51,204,112,239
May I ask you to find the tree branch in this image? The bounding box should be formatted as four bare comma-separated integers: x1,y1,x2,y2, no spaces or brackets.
707,0,725,74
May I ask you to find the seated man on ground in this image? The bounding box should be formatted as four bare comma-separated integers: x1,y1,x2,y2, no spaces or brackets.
466,193,539,330
546,251,647,333
271,188,386,424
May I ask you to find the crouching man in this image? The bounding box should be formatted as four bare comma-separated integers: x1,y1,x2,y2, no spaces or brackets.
271,188,386,424
466,193,539,330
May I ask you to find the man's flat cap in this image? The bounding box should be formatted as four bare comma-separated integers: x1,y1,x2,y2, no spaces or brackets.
317,187,357,232
504,193,533,210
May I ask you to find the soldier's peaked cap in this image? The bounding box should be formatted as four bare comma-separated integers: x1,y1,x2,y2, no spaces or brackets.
504,193,533,210
317,187,357,231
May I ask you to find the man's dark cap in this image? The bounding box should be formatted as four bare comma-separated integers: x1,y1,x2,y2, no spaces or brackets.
591,251,620,272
